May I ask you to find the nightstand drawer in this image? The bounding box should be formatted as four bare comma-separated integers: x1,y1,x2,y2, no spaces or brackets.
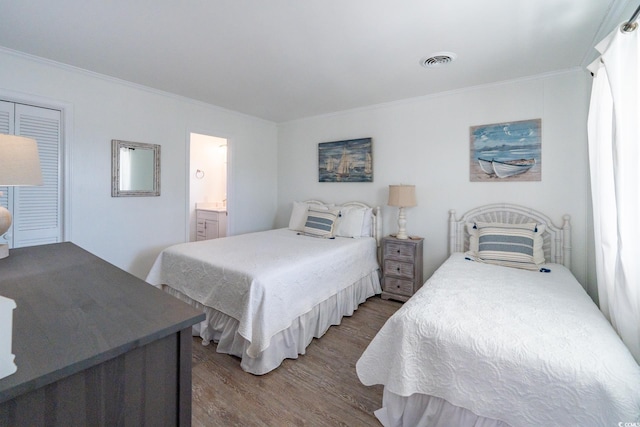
384,259,414,280
384,242,416,262
383,277,414,297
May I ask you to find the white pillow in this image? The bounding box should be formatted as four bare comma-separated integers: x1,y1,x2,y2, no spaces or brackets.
288,201,332,232
361,208,374,237
335,206,366,238
533,223,546,264
289,201,310,231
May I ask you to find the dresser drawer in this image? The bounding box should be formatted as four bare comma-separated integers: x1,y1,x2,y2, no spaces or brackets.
384,259,414,280
384,241,416,262
383,277,414,297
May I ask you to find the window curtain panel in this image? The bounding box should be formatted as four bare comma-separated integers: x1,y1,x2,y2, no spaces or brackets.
587,21,640,363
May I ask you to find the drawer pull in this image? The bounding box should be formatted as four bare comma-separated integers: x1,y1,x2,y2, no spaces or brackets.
396,267,401,272
397,249,401,253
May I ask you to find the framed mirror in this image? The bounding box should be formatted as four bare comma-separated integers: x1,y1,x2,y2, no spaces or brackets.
111,140,161,197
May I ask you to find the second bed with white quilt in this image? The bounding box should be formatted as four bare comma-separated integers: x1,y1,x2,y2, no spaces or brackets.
147,200,381,375
357,204,640,427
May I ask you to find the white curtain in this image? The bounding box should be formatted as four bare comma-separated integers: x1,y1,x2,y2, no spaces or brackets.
587,22,640,363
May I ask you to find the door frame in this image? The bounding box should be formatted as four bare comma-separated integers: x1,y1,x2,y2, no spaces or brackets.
184,128,232,242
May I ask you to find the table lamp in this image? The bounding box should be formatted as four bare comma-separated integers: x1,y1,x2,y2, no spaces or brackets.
0,134,41,380
388,184,417,240
0,134,43,259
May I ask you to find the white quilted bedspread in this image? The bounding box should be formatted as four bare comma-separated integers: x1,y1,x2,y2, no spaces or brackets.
356,253,640,426
146,228,379,358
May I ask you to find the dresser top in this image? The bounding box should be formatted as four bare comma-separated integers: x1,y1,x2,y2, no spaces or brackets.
0,242,204,403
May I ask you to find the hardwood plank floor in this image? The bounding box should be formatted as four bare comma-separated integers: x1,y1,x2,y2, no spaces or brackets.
191,295,403,426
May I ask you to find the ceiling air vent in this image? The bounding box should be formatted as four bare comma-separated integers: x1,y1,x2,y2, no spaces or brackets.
420,52,457,68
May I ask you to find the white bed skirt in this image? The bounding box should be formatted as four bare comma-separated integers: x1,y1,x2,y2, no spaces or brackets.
376,389,511,427
162,269,381,375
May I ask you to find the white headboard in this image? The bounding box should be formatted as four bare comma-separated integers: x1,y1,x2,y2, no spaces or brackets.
448,203,571,268
305,200,382,247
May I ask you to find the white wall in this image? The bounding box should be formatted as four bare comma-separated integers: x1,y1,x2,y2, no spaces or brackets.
277,69,596,299
0,48,278,279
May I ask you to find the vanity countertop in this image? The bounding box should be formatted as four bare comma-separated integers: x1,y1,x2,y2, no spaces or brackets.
196,202,226,212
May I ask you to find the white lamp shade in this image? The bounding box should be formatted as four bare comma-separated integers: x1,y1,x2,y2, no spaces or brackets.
388,184,417,207
0,134,43,186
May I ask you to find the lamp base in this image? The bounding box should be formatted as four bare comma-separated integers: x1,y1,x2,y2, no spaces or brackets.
396,206,409,239
0,295,17,380
0,204,11,259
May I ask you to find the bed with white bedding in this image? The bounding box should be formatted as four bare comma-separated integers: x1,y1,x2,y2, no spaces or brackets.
146,201,381,375
356,204,640,427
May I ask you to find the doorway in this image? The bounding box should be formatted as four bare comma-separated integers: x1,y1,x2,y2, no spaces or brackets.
188,132,228,242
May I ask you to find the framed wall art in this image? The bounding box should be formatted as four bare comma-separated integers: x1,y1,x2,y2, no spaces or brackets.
318,137,372,182
469,119,541,182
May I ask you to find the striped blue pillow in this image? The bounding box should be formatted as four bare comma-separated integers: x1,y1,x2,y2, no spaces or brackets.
303,208,339,238
475,222,538,270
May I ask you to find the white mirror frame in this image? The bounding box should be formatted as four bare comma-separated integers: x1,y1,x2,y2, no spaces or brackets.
111,140,161,197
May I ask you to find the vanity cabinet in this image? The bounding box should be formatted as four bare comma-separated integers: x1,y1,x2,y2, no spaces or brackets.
196,209,227,241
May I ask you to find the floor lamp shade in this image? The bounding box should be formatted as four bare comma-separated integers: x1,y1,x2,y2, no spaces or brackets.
0,134,43,259
388,185,417,240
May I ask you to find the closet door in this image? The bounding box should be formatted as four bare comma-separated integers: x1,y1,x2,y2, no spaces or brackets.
0,101,62,248
13,104,62,247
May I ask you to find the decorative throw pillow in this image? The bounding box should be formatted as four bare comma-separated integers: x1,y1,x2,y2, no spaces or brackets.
288,202,331,232
467,221,546,265
303,208,340,238
473,222,538,270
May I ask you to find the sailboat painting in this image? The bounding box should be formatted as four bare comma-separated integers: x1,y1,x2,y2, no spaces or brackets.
470,119,541,182
319,138,373,182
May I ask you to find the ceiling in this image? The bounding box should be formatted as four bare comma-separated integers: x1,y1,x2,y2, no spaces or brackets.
0,0,633,122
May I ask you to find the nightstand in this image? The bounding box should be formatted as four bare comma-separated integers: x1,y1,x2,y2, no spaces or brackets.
381,236,424,302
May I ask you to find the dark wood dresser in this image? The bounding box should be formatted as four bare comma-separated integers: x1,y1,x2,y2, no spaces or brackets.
0,242,204,426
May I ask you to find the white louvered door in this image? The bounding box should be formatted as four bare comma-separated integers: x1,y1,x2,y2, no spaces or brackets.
0,101,62,248
0,101,15,248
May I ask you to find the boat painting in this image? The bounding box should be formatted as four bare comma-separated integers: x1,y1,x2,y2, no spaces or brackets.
470,119,541,182
319,138,372,182
478,158,536,178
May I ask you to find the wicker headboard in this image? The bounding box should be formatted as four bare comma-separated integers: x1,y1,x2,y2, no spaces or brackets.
448,204,572,268
305,200,382,247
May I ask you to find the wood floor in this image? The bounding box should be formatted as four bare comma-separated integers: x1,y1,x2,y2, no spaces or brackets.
191,295,403,427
